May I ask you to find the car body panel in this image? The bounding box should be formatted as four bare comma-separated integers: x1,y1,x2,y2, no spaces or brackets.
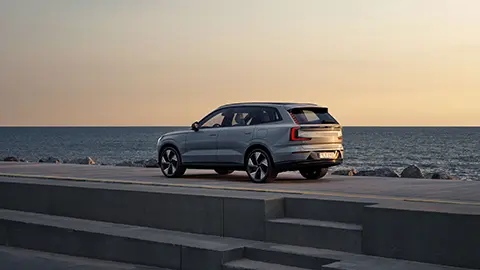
183,129,218,164
217,125,255,164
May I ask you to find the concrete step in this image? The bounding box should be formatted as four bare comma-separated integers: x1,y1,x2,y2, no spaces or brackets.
0,246,168,270
244,243,474,270
284,196,377,224
244,245,336,270
224,259,310,270
265,218,362,253
0,179,284,241
0,209,247,270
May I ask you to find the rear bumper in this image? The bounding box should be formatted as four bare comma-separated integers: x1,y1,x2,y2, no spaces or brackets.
275,158,343,172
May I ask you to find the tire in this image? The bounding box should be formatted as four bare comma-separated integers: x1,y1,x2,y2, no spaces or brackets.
245,149,277,183
214,169,234,175
159,146,186,178
299,167,328,180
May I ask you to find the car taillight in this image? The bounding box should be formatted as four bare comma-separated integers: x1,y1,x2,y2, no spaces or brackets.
290,127,311,141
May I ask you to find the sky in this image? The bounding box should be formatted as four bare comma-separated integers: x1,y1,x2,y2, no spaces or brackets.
0,0,479,126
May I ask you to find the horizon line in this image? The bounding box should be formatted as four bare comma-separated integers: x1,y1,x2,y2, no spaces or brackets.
0,125,479,128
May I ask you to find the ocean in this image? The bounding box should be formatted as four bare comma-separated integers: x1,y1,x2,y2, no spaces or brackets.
0,127,478,181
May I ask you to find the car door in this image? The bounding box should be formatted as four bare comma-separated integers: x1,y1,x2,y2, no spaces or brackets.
183,109,227,164
216,107,255,165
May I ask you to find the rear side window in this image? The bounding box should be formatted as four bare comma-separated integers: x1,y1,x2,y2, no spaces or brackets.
289,107,338,124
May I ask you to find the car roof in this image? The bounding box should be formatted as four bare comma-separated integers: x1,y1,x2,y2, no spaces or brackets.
217,102,326,110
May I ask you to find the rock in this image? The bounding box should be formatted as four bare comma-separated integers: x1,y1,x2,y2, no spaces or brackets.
431,172,460,180
401,165,424,178
3,156,19,162
145,158,159,168
355,170,376,177
64,157,95,165
374,168,400,178
356,168,400,178
39,157,61,163
115,161,135,167
134,160,146,167
332,169,358,176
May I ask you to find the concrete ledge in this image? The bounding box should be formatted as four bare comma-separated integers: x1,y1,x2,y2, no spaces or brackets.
0,246,168,270
363,201,480,269
1,176,480,269
0,209,475,270
223,197,284,240
0,209,245,270
266,218,362,253
284,196,377,224
0,180,284,239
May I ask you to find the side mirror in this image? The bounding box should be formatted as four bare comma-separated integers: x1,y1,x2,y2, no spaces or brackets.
191,122,199,131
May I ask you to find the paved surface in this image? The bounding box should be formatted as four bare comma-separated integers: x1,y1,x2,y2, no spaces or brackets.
0,162,480,205
0,246,165,270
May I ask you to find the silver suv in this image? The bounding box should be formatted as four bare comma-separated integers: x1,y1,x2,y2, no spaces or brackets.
157,102,344,183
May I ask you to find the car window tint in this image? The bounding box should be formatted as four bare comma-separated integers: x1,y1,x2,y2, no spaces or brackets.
201,111,225,128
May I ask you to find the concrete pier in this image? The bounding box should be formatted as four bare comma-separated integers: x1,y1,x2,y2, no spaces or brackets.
0,162,479,269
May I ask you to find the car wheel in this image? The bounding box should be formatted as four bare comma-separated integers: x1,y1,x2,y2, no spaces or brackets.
299,167,328,180
245,149,277,183
214,169,234,175
160,147,186,178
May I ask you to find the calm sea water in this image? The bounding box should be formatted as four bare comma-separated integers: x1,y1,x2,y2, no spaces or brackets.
0,127,478,181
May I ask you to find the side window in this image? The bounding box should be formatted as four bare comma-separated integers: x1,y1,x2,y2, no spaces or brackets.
200,110,226,128
254,107,282,124
232,112,249,126
238,107,282,126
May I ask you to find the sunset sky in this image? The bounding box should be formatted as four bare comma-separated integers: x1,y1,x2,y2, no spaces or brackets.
1,0,479,126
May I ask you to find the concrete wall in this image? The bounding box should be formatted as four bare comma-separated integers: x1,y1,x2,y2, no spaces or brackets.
362,201,480,269
1,179,480,269
0,180,284,241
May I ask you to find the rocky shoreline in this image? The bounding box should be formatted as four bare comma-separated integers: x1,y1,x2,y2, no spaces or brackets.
2,156,464,180
331,165,461,180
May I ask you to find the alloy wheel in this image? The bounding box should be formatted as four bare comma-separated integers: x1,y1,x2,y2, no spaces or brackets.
247,151,270,183
161,149,179,177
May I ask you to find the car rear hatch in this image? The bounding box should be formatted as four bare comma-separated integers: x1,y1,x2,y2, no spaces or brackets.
287,106,343,145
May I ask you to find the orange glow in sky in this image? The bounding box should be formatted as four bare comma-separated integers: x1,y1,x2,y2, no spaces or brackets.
1,0,479,126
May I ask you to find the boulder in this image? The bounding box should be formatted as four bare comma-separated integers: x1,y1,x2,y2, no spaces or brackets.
332,169,358,176
3,156,19,162
64,157,96,165
39,157,60,163
115,161,135,167
355,170,376,177
374,168,400,177
356,168,400,178
134,160,147,167
401,165,424,178
145,158,159,168
431,172,460,180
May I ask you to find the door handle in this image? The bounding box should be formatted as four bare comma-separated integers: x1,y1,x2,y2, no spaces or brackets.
244,132,251,135
209,134,217,136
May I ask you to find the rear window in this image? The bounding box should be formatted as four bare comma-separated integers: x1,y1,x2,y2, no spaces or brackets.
289,107,338,124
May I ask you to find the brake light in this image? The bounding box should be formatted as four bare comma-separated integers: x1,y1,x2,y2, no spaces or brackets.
290,127,311,141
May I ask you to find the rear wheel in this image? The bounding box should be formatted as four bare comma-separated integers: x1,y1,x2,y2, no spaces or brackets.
299,167,328,180
245,149,277,183
160,147,186,178
214,169,234,175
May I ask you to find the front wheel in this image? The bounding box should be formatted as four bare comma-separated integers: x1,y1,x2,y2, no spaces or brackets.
245,149,277,183
160,147,186,178
299,167,328,180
